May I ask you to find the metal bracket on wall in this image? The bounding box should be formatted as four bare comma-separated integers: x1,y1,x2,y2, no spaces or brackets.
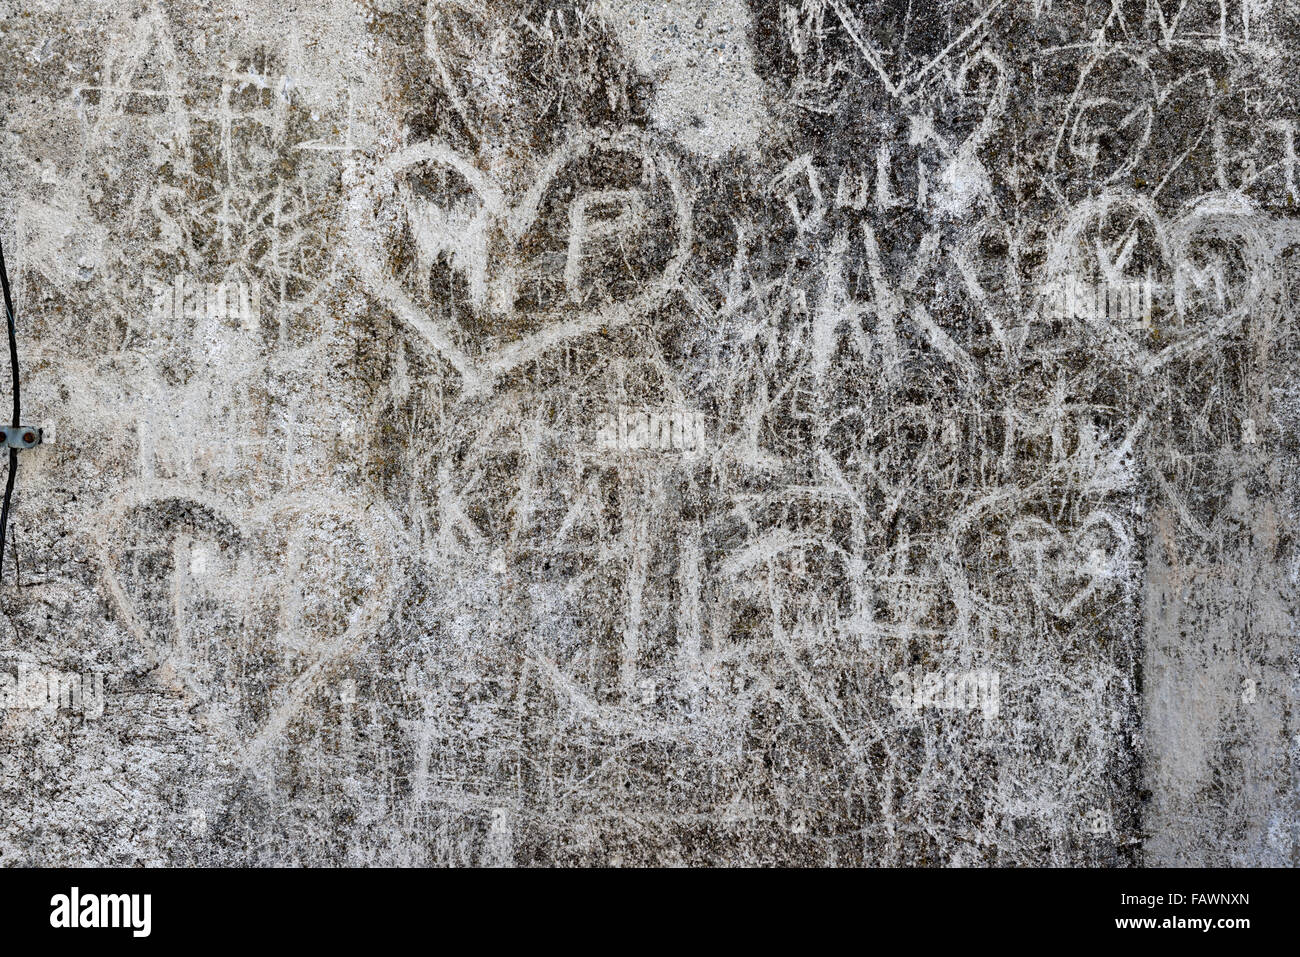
2,426,41,449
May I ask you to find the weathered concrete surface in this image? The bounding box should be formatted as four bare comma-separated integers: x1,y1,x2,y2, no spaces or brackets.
0,0,1296,866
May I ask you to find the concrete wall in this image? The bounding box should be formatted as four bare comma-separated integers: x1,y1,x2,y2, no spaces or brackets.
0,0,1295,866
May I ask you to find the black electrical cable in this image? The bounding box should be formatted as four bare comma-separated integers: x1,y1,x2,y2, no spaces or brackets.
0,236,19,584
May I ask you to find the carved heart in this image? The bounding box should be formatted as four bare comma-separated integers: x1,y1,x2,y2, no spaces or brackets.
1040,189,1277,374
1007,510,1130,619
348,127,692,392
93,485,403,773
1050,52,1155,187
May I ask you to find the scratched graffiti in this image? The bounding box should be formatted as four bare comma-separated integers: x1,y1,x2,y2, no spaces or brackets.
0,0,1296,867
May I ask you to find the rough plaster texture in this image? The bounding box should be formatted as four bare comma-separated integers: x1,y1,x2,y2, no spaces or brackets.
0,0,1296,866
